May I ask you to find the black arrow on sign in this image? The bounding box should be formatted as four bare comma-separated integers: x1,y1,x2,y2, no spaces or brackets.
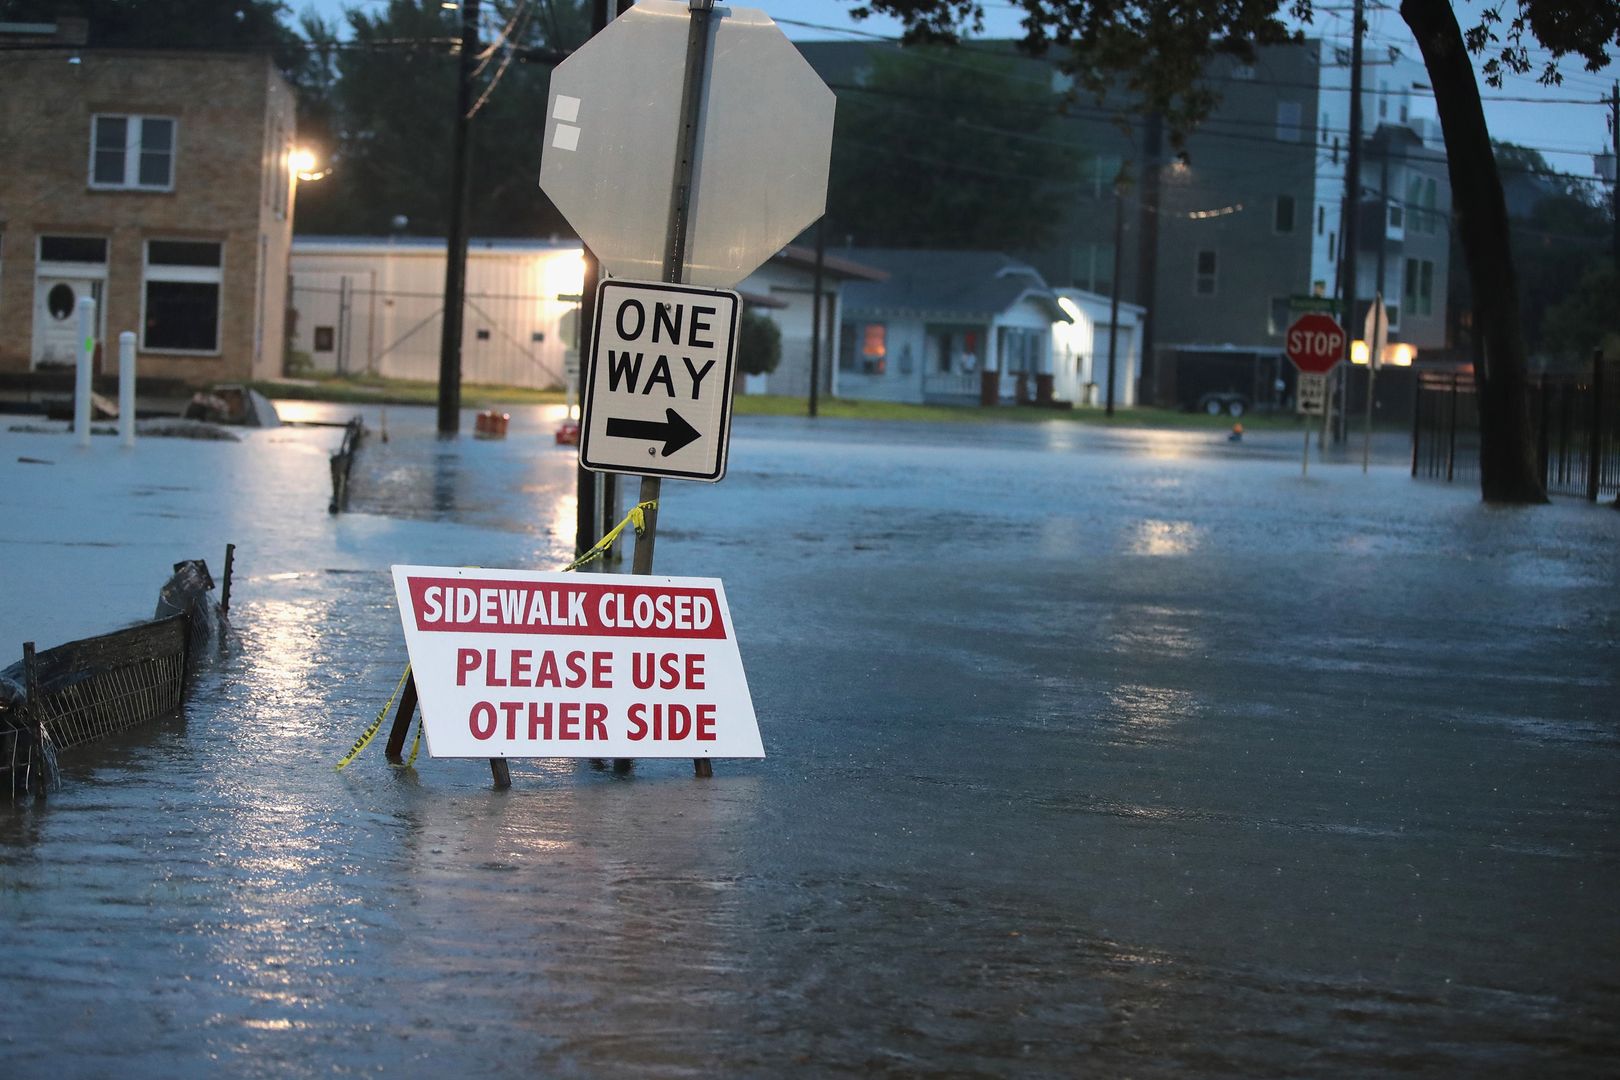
605,408,701,457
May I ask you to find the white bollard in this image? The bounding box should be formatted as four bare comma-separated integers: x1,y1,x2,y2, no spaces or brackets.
119,331,137,447
75,297,96,448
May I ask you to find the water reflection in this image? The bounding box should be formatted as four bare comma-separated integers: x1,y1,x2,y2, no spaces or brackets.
1103,684,1200,747
1129,519,1202,556
432,444,460,516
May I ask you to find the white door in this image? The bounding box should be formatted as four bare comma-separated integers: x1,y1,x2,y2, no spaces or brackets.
33,277,104,368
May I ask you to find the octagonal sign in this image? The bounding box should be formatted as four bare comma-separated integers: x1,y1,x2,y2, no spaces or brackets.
538,0,836,288
1284,312,1346,375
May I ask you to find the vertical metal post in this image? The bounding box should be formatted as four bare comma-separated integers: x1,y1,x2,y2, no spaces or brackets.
634,0,718,778
576,254,602,558
1338,0,1364,446
220,543,236,614
1106,165,1127,417
1302,426,1310,478
337,275,351,376
1411,377,1423,478
436,0,479,437
1537,375,1550,485
1446,374,1459,483
1363,293,1382,474
1588,348,1604,502
809,220,824,418
118,331,136,447
1135,113,1162,402
23,641,45,800
576,0,614,560
75,297,96,447
1609,82,1618,277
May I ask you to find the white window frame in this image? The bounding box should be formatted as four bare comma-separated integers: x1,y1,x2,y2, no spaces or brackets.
90,114,177,192
141,239,224,356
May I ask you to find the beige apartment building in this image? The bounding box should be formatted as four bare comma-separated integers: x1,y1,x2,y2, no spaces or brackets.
0,43,297,385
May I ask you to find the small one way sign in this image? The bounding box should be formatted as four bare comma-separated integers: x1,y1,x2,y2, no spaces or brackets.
580,278,740,482
392,565,764,759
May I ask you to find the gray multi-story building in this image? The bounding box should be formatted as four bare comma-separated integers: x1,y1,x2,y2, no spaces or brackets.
798,37,1451,412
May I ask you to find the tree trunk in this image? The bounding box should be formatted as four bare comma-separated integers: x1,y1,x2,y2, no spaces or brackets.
1400,0,1547,503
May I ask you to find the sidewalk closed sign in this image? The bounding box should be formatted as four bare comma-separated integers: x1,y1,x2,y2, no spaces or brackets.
392,565,763,759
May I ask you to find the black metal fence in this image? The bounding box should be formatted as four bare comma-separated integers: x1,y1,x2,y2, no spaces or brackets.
1413,354,1619,501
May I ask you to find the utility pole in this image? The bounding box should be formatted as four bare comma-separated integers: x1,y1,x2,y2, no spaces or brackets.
436,0,479,437
1105,163,1129,417
1337,0,1365,445
1609,82,1618,277
809,219,825,418
1135,113,1163,404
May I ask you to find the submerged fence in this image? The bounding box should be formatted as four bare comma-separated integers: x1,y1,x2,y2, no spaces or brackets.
1413,354,1619,501
1,557,227,799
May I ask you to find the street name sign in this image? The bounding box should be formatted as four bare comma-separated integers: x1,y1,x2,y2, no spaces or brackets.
1285,312,1346,375
1297,371,1329,415
392,565,763,759
580,278,739,482
537,0,835,288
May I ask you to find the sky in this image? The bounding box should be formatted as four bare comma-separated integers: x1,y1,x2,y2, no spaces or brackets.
294,0,1618,182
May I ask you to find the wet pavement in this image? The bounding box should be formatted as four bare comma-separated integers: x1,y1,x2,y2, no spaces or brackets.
2,403,1618,1076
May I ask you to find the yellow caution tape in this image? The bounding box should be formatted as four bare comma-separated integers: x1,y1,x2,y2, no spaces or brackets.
336,664,411,771
404,713,423,768
560,500,657,573
344,500,659,770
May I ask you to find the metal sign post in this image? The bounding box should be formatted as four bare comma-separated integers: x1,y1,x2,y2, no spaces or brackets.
1285,313,1344,480
1296,372,1329,477
537,0,835,776
639,0,713,775
1362,292,1389,474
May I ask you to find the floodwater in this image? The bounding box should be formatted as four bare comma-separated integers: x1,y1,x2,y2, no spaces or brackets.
3,404,1618,1077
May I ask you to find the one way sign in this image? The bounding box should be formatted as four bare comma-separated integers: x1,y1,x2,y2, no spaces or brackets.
580,279,741,482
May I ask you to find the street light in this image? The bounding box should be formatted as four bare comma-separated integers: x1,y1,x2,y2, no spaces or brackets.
290,147,329,182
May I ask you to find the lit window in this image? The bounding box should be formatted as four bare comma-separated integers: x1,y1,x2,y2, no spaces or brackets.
143,240,223,353
861,324,886,358
91,115,175,191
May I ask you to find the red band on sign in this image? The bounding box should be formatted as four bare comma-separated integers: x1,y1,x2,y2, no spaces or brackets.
406,577,727,639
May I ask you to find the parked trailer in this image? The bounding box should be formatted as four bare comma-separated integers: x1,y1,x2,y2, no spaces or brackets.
1159,348,1293,416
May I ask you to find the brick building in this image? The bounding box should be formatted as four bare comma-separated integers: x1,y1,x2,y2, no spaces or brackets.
0,42,298,385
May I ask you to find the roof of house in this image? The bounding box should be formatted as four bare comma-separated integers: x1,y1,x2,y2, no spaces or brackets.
838,249,1072,323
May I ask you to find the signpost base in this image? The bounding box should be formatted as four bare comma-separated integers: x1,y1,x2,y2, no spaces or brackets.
384,670,510,789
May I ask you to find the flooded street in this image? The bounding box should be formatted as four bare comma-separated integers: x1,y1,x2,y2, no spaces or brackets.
3,404,1618,1076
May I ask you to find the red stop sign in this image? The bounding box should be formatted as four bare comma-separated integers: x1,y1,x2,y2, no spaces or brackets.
1285,312,1346,374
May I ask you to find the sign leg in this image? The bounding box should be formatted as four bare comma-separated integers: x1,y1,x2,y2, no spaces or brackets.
490,758,511,788
384,673,419,761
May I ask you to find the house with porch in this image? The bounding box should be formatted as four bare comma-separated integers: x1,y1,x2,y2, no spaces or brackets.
834,249,1073,406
